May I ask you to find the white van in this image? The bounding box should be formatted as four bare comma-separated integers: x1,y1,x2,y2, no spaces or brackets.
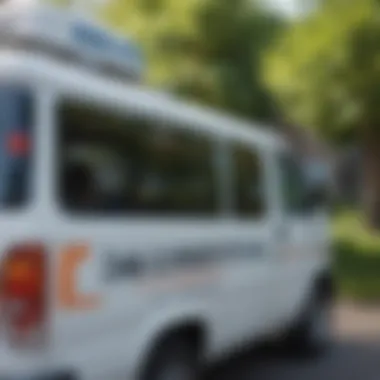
0,4,333,380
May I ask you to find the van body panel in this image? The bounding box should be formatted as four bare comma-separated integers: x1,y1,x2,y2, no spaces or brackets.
0,50,330,380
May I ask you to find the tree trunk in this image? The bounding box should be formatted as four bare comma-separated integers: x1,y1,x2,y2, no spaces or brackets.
361,128,380,230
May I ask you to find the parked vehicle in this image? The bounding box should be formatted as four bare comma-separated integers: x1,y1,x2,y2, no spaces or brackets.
0,4,333,380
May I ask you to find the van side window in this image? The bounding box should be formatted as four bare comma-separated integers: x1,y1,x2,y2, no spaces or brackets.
232,144,265,218
0,87,33,208
57,101,217,215
279,154,306,214
147,127,217,214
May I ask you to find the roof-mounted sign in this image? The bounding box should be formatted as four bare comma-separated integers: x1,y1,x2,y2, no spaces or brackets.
0,4,144,81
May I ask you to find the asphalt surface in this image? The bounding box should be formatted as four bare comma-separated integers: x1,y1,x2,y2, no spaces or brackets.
204,303,380,380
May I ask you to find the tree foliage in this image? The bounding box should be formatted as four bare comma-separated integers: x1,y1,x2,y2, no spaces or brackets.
102,0,284,122
264,0,380,143
264,0,380,227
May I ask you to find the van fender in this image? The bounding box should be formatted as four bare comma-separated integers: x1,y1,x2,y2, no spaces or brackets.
130,302,210,376
299,268,334,317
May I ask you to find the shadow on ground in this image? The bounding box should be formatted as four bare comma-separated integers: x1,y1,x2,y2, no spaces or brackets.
204,338,380,380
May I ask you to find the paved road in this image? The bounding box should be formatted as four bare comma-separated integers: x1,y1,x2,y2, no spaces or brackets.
205,303,380,380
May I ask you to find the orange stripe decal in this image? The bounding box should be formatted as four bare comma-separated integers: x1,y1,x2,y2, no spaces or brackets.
58,244,101,311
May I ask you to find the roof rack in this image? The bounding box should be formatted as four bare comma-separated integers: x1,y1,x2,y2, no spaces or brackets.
0,4,144,82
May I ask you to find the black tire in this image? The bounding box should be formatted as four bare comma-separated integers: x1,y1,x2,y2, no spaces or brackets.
140,334,201,380
282,289,334,357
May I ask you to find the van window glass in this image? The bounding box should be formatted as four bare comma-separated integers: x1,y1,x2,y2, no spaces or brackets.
279,154,306,213
0,87,33,208
232,144,265,218
57,101,218,215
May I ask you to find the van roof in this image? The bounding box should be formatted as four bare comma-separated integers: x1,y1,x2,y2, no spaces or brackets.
0,3,143,81
0,50,286,150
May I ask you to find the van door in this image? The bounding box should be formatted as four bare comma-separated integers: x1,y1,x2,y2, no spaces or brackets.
273,152,322,324
214,143,276,347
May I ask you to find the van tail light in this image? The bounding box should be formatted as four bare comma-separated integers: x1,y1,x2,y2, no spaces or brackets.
0,243,48,348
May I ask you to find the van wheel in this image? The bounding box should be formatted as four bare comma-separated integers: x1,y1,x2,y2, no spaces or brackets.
283,291,333,357
140,334,200,380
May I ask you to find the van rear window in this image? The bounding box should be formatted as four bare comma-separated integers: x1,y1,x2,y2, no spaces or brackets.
0,87,33,208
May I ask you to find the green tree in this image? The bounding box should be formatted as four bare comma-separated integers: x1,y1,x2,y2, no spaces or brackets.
264,0,380,228
102,0,284,122
46,0,103,14
49,0,71,6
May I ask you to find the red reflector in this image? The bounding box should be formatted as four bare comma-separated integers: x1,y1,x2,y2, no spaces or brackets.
7,132,30,156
